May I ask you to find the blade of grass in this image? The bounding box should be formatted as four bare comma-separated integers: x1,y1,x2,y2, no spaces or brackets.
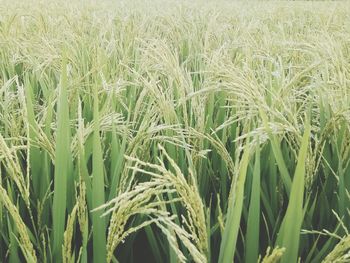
245,144,261,263
277,122,311,263
259,109,291,194
218,144,250,263
91,78,107,262
52,50,72,261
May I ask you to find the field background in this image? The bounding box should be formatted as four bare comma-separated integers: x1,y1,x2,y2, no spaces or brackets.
0,1,350,262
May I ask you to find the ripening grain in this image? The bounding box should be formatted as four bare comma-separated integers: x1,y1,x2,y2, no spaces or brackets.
0,1,350,262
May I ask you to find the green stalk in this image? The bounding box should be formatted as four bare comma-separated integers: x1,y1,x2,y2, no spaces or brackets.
218,144,250,263
277,122,311,263
52,51,72,261
245,145,260,263
92,80,107,262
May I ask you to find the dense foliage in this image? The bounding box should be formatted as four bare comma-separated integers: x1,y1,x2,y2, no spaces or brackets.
0,1,350,262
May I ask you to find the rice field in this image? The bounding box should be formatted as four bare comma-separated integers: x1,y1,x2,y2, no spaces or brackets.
1,0,350,262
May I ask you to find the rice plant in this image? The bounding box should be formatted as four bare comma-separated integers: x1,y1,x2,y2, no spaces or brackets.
0,0,350,262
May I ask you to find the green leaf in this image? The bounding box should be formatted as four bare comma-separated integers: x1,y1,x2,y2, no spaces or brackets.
91,80,107,262
52,50,73,261
277,122,311,263
219,144,250,263
259,109,291,194
245,145,260,263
